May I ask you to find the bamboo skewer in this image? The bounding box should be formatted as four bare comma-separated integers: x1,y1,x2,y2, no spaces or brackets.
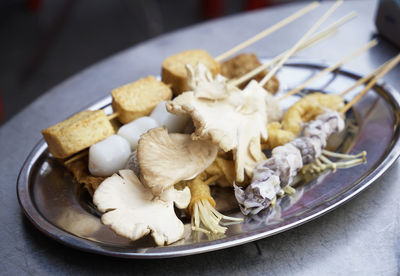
64,2,357,166
339,58,392,97
259,0,343,87
64,150,88,165
109,26,337,124
106,7,332,125
105,6,354,125
229,29,337,88
67,17,349,166
229,11,357,88
109,17,347,125
214,1,320,62
195,57,399,234
341,54,400,114
279,39,378,100
107,113,119,120
63,4,326,166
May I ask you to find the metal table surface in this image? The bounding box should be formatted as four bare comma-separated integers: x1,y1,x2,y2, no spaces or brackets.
1,0,399,275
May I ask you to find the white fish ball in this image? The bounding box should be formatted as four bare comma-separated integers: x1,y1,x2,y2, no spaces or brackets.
117,116,159,150
89,135,131,177
150,101,189,133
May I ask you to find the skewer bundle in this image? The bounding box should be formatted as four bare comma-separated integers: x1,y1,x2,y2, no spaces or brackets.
64,9,356,166
40,0,400,244
59,1,325,166
236,53,400,215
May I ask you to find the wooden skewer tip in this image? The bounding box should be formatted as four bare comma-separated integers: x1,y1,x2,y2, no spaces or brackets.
279,39,378,101
259,0,343,87
341,53,400,114
215,1,321,62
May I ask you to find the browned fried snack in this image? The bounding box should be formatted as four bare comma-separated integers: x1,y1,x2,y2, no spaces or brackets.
203,157,234,187
65,155,105,196
42,110,115,159
262,122,296,149
281,93,344,136
186,169,243,234
162,49,221,96
220,53,279,94
261,93,345,150
204,155,253,188
187,172,216,215
111,76,172,124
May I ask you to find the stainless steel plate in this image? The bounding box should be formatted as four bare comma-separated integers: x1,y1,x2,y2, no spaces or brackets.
17,63,400,258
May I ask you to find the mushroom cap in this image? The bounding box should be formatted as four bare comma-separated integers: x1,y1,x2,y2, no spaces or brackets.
93,169,190,246
138,127,218,195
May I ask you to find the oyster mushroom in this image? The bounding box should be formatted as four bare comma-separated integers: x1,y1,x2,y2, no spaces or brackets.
167,64,268,182
137,127,218,195
93,169,190,246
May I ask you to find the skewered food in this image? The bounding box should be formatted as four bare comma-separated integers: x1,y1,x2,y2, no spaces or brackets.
111,76,172,124
93,169,191,245
235,110,365,215
221,53,280,94
150,100,190,133
37,2,394,246
117,116,159,149
42,110,115,159
162,49,221,96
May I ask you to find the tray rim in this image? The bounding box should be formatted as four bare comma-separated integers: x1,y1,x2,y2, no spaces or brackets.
17,62,400,259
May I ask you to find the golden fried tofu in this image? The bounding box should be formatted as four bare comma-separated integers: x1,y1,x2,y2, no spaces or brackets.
162,49,221,96
42,110,114,159
111,76,172,124
220,53,280,94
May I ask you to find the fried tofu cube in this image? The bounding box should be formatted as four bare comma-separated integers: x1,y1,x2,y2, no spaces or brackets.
221,53,280,94
42,110,115,159
112,76,172,124
162,49,221,96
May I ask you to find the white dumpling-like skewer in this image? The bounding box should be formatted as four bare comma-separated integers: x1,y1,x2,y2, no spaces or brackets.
89,135,131,177
150,101,189,133
117,116,159,150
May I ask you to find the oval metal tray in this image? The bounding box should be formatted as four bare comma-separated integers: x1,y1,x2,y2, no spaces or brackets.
17,63,400,258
